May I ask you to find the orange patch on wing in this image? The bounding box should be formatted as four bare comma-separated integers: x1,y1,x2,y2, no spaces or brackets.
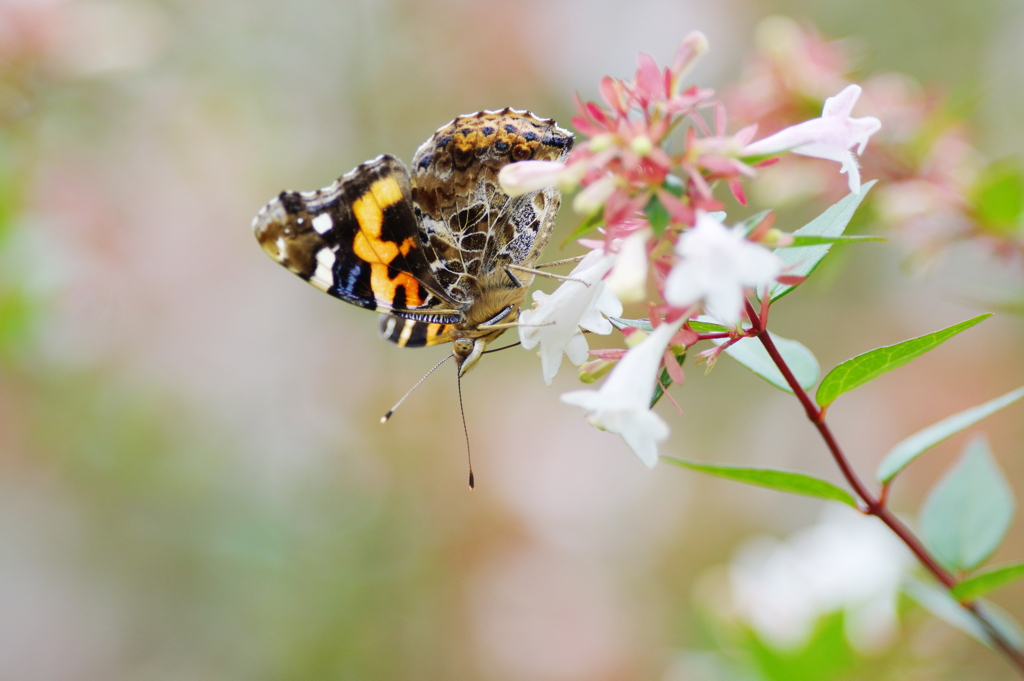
351,177,423,309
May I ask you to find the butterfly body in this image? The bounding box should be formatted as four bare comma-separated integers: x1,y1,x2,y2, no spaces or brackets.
253,108,573,374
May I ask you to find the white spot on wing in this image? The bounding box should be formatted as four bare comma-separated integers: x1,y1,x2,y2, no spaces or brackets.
311,247,336,292
398,319,415,346
312,213,333,234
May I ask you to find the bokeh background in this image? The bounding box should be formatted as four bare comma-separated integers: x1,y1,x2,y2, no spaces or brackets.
1,0,1023,679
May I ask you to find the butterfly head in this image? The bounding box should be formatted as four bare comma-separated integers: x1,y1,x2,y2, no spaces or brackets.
453,337,486,377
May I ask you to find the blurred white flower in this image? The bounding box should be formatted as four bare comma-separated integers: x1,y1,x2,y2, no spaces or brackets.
605,229,650,303
742,84,882,193
664,212,781,326
561,317,684,468
520,250,622,385
728,506,912,653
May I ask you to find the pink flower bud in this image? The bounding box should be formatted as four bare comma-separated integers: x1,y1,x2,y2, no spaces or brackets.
498,160,567,197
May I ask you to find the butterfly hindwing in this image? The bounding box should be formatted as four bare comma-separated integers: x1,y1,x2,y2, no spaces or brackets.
377,314,456,348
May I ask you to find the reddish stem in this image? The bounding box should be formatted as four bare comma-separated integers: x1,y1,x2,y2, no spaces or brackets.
745,300,1024,674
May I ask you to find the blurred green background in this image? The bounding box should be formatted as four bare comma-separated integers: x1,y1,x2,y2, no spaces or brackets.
1,0,1023,679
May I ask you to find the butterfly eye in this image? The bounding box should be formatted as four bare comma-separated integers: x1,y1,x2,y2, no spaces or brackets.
453,339,474,357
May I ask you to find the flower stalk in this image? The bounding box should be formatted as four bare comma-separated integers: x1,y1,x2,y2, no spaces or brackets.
746,300,1024,674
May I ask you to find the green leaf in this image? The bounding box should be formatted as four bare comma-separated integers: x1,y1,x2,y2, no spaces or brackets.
644,192,670,234
643,175,686,236
651,347,686,408
559,210,604,248
906,576,1024,652
609,317,653,332
877,385,1024,483
608,316,732,335
973,160,1024,234
745,611,859,681
952,561,1024,602
920,435,1016,571
688,319,730,334
815,314,990,408
784,235,886,246
976,601,1024,652
735,209,772,237
767,180,875,301
715,333,819,393
662,458,857,507
904,577,992,646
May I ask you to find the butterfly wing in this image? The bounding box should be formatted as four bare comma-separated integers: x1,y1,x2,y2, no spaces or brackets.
253,155,463,323
408,109,574,303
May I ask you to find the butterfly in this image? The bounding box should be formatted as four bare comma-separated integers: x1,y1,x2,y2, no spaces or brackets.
252,108,573,376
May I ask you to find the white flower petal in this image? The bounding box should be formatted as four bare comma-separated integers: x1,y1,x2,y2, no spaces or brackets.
560,317,683,466
741,84,881,193
664,212,781,326
519,250,619,384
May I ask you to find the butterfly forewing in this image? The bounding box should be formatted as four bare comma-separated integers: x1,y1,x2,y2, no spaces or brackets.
253,155,459,319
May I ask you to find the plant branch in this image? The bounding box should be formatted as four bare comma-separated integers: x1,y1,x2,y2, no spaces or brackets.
745,300,1024,674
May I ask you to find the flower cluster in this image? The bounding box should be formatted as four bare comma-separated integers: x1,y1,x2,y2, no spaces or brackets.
500,33,881,467
726,15,1023,263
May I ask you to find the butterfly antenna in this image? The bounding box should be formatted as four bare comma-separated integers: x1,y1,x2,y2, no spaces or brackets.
457,369,475,490
380,354,453,424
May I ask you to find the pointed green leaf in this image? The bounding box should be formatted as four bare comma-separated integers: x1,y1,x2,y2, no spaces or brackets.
904,577,993,646
784,235,886,246
952,561,1024,602
663,457,857,507
816,314,991,408
609,316,653,332
767,180,875,301
714,333,819,393
651,347,686,408
735,209,772,237
976,601,1024,652
559,210,604,248
906,577,1024,651
920,436,1016,571
610,317,732,335
688,319,730,334
973,160,1024,234
644,192,670,234
877,386,1024,483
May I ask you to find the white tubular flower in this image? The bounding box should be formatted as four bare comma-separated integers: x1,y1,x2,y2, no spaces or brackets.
664,212,781,327
728,506,912,653
605,228,650,303
498,160,566,197
520,250,622,385
741,84,882,193
561,316,684,468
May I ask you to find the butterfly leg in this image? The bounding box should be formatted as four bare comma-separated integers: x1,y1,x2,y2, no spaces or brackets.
505,263,589,286
533,255,587,269
503,266,525,288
